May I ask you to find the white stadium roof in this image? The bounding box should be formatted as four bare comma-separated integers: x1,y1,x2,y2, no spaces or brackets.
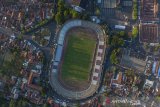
55,45,63,62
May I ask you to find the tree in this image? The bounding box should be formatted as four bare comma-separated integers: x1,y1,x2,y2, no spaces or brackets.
118,38,125,46
17,100,23,107
64,10,68,17
43,103,49,107
119,31,125,37
111,36,119,46
71,10,79,18
154,46,159,52
9,100,15,107
58,4,65,12
95,7,100,15
125,70,134,77
75,103,81,107
155,96,160,103
55,12,63,24
22,100,28,107
111,36,124,47
17,34,23,40
82,13,89,20
102,24,109,35
110,49,120,64
132,0,138,20
1,104,6,107
143,43,149,50
58,0,64,7
64,10,69,19
132,26,138,38
41,88,46,97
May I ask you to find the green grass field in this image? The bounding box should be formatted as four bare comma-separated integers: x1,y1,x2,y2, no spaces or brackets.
61,32,96,85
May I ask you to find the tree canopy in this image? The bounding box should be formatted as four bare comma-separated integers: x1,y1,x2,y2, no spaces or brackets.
55,0,80,24
110,49,120,64
111,36,124,47
55,12,63,24
9,100,15,107
132,26,138,38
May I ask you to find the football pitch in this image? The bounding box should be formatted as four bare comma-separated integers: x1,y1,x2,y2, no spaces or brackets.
61,31,96,86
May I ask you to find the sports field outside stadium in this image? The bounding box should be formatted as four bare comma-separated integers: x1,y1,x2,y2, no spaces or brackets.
61,28,97,88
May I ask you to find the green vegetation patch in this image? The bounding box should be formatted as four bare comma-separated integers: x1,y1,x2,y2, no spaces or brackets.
132,0,138,20
32,28,51,46
132,26,138,38
61,33,96,84
0,50,23,76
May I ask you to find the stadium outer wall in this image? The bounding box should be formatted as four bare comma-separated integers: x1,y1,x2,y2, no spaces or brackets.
49,19,106,100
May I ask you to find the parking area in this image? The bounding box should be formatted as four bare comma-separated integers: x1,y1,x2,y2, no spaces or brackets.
100,0,132,26
120,48,147,73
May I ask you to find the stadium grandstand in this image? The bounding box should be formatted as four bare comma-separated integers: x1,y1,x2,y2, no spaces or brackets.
49,20,106,100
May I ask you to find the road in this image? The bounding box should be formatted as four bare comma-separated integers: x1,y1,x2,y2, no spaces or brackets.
47,21,57,48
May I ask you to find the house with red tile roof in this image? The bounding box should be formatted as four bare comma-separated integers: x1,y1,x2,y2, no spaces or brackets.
110,72,124,88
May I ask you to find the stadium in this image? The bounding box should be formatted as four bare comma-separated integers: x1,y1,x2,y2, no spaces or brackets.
49,20,106,100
